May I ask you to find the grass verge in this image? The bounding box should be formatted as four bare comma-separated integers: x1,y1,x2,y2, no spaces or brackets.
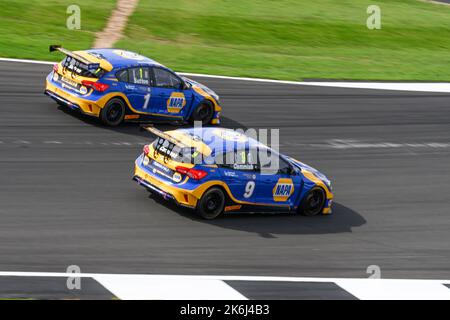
116,0,450,80
0,0,115,61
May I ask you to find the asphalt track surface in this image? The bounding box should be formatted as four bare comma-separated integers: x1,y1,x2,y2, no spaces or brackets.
1,61,450,280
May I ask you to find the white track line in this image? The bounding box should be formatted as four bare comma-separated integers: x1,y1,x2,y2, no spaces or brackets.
336,279,450,300
0,271,449,284
1,57,450,93
1,271,449,300
0,57,54,65
95,275,247,300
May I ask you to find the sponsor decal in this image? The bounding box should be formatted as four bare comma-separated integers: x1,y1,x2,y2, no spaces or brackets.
152,160,172,174
113,50,146,60
79,86,88,94
233,163,254,170
214,129,247,142
224,171,237,177
172,172,182,183
124,114,140,120
167,92,186,113
224,205,242,212
273,178,294,202
61,76,78,87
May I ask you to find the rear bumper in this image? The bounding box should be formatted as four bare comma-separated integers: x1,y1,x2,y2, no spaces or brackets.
45,89,83,112
133,161,196,208
45,77,102,117
133,175,177,202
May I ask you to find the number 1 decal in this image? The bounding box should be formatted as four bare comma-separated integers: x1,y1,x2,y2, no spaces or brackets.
143,93,151,109
244,180,255,198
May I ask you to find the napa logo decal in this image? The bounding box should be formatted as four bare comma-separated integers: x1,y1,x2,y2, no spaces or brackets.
272,178,294,202
167,92,186,113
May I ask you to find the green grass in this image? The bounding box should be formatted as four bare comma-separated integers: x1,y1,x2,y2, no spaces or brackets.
0,0,116,60
115,0,450,81
1,0,449,80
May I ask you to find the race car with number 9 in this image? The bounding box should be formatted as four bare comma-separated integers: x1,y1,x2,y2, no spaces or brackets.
133,127,333,219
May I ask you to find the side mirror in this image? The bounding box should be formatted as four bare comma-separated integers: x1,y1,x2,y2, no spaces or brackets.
181,81,190,90
290,165,300,176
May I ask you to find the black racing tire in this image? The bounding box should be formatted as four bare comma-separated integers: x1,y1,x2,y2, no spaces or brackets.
189,100,214,125
196,187,225,220
299,187,326,216
100,98,126,126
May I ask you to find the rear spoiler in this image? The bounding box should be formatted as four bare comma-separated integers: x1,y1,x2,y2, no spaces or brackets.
140,126,190,149
49,45,100,70
141,126,195,163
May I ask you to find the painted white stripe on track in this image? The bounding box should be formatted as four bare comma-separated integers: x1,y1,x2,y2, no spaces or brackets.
0,271,450,283
94,275,247,300
1,57,450,93
336,279,450,300
0,272,449,299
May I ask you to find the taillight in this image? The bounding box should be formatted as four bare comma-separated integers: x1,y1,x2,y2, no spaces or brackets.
81,80,109,92
143,145,150,155
176,166,208,180
53,64,58,73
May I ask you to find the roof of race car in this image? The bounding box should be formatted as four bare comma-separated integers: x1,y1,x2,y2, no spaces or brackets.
165,127,270,157
81,48,166,69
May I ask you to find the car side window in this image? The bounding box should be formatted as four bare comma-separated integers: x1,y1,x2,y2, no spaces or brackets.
128,67,151,86
260,150,292,175
116,69,128,82
153,68,182,89
217,149,259,171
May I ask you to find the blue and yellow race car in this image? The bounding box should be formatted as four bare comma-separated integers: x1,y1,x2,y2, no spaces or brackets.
45,45,221,126
133,127,333,219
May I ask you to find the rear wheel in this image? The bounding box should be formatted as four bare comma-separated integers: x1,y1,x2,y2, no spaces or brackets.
299,187,326,216
100,98,126,126
190,101,214,125
196,187,225,220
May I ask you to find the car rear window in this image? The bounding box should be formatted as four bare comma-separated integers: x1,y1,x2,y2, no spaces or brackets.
61,56,105,78
152,137,200,163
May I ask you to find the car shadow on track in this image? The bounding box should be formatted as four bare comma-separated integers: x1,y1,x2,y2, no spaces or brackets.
148,193,366,237
57,105,247,139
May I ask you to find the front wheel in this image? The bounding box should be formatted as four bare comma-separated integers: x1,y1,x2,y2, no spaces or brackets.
299,187,326,216
100,98,126,126
190,101,214,125
196,187,225,220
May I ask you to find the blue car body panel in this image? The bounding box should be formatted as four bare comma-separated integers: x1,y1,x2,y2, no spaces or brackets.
133,127,333,214
45,49,221,123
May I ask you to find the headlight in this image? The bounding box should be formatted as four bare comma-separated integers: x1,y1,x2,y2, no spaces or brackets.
201,86,220,102
211,92,220,102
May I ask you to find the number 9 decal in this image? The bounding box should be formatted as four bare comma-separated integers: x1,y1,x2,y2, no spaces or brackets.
244,181,255,198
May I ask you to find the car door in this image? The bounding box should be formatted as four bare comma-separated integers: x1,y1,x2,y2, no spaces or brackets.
151,67,193,118
118,67,154,113
255,151,301,208
217,149,259,204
